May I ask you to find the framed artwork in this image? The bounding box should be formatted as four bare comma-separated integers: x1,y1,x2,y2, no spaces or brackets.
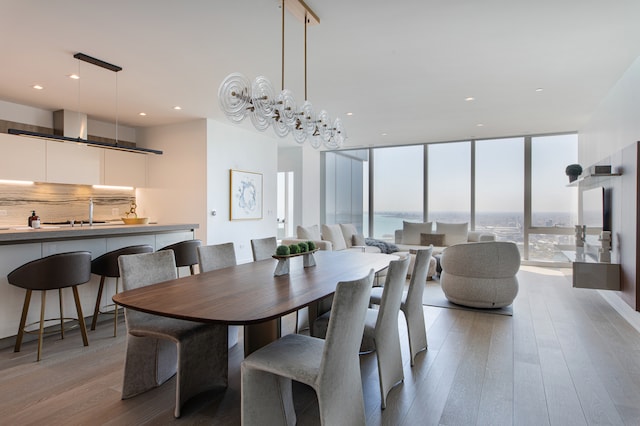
230,169,263,220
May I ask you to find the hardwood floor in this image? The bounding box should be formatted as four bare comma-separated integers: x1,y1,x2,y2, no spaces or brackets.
1,266,639,425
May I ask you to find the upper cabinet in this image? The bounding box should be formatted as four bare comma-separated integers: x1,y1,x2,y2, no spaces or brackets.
0,133,46,182
104,149,147,187
46,140,104,185
0,133,148,187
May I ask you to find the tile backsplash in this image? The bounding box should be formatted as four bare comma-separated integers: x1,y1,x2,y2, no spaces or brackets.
0,182,135,226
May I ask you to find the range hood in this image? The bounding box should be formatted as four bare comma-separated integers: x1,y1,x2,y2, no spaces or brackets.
8,53,162,155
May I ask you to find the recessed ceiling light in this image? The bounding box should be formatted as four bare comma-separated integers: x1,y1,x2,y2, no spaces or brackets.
465,97,475,101
476,123,484,127
173,106,182,110
381,133,388,136
68,74,80,80
139,112,147,116
535,88,544,92
346,112,353,116
32,84,44,90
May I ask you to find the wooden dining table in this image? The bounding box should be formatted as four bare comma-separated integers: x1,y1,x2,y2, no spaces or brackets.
113,250,396,356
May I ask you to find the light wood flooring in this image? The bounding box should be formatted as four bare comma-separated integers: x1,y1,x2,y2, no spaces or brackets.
1,266,639,425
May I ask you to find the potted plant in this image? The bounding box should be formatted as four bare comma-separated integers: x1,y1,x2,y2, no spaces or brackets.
565,164,583,182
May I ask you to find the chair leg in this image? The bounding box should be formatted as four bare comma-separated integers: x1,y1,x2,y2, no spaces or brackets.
14,289,32,353
113,277,119,337
91,276,106,330
72,286,89,347
59,288,65,339
37,291,47,362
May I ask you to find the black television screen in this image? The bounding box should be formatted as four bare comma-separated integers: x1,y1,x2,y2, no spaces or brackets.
582,186,612,243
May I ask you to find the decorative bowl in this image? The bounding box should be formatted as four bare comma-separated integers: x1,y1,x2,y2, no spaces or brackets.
121,217,149,225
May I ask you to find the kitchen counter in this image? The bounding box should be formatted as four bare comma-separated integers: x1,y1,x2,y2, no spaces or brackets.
0,223,199,245
0,222,200,341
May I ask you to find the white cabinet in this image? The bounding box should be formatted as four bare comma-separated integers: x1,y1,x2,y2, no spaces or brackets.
46,141,104,185
0,133,46,182
104,149,147,187
0,134,149,187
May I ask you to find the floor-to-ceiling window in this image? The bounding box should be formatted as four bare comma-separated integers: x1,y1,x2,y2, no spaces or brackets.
322,149,368,232
321,132,577,265
475,138,524,253
527,134,578,262
372,145,423,240
427,141,471,224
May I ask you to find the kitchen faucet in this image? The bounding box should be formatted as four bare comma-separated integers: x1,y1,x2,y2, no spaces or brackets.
89,197,94,226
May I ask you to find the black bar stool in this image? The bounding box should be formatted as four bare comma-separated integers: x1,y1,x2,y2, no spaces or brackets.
158,239,201,276
90,245,153,336
8,251,92,361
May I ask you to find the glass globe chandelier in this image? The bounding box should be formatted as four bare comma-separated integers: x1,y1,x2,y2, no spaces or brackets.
217,1,345,149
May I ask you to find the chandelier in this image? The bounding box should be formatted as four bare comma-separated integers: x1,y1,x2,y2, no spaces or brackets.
217,1,345,149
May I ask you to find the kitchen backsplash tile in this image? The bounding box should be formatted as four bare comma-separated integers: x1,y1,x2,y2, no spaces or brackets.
0,182,135,225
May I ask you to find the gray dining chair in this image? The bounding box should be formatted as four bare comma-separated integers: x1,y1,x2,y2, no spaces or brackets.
312,254,410,409
197,242,239,347
250,236,277,261
241,269,375,426
118,250,228,418
197,242,237,272
370,246,433,365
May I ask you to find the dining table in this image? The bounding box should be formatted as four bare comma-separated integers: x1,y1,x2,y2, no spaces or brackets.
113,249,396,357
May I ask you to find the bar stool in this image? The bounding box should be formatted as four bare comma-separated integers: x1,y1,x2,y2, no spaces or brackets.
158,239,201,276
90,245,153,336
8,251,92,361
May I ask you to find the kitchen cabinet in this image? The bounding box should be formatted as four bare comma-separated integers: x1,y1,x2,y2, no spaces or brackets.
0,133,46,182
46,140,104,185
104,149,147,187
0,223,198,339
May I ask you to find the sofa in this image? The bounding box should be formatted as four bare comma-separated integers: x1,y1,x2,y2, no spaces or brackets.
394,221,496,279
281,224,382,254
440,241,520,308
394,221,496,255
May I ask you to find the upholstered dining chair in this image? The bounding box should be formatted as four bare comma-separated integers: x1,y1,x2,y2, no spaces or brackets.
311,255,409,409
241,269,375,426
197,242,239,347
197,242,237,273
118,250,228,418
370,246,433,366
250,236,277,261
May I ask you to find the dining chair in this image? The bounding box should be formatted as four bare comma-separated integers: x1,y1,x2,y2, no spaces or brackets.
197,242,237,273
118,250,228,418
158,239,201,276
370,246,433,366
312,254,410,409
197,242,239,347
241,269,375,426
250,236,277,261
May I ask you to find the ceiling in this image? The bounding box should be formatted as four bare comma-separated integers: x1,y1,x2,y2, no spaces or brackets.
1,0,639,150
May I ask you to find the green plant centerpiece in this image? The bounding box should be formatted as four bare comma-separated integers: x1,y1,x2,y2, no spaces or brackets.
565,164,583,182
272,241,318,276
275,245,290,256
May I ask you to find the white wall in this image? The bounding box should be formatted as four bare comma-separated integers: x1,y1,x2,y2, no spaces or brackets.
579,56,640,166
278,146,321,233
206,119,278,263
137,120,208,241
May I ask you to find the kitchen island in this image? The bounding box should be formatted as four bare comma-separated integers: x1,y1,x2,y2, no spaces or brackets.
0,223,198,342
